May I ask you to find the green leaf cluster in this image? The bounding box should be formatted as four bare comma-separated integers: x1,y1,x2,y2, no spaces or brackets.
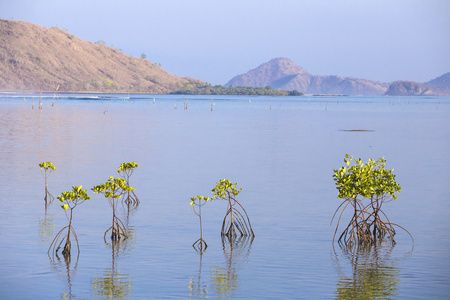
39,161,56,171
190,195,211,206
211,179,242,200
189,179,243,206
118,161,139,172
57,185,91,210
333,154,401,200
92,176,135,199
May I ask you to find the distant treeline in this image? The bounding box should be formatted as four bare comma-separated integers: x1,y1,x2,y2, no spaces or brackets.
171,84,304,96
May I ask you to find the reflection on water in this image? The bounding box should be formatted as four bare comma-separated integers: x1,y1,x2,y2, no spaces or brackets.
39,202,55,244
121,201,138,231
189,253,209,299
210,236,254,298
210,265,238,298
188,235,254,299
333,242,405,299
50,252,79,300
92,240,133,299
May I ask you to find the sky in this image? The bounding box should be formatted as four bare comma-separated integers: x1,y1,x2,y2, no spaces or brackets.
1,0,449,85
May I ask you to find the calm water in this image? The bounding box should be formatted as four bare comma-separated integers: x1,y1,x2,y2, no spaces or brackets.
0,94,449,299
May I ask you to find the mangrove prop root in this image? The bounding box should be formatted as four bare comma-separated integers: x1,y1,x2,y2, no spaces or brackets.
332,197,413,250
44,189,55,203
123,190,140,206
48,225,80,258
221,199,255,239
104,215,128,241
193,238,208,252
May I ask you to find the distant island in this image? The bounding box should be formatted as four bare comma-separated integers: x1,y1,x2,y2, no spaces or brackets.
225,58,450,96
225,58,388,96
170,84,303,96
384,80,450,96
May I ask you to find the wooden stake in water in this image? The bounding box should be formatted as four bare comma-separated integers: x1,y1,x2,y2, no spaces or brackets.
39,88,43,110
211,96,213,112
52,85,60,107
32,97,34,110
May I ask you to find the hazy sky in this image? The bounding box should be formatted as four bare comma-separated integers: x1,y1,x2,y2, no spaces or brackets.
1,0,449,85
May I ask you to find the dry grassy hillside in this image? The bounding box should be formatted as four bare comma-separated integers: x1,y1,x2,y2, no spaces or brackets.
0,18,204,93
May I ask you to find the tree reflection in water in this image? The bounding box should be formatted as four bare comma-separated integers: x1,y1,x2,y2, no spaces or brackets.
49,251,78,300
210,235,254,298
39,201,55,244
92,237,133,299
333,242,408,299
189,252,208,299
121,198,138,230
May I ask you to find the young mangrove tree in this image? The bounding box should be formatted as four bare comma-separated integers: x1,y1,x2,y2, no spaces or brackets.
117,161,140,206
211,179,255,239
39,161,56,202
332,154,412,250
92,177,134,241
190,195,211,252
48,185,90,257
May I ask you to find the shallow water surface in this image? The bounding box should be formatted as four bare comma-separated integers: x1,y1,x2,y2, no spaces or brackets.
0,94,449,299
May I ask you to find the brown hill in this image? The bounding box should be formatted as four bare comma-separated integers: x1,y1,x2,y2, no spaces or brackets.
225,58,388,95
0,18,204,93
384,81,450,96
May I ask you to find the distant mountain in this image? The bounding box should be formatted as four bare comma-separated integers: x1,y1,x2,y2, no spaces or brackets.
425,72,450,91
225,58,311,88
225,58,389,95
384,81,450,96
0,18,204,93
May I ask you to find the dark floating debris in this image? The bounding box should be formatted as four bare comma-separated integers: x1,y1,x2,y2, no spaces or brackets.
339,129,374,132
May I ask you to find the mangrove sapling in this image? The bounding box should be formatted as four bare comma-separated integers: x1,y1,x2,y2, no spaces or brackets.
332,154,412,250
39,161,56,203
48,186,90,258
92,177,134,241
118,162,140,206
211,179,255,239
190,195,211,251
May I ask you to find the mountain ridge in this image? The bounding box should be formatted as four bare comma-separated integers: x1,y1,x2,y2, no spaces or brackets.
225,58,389,95
425,72,450,91
2,19,448,96
225,58,311,89
384,81,450,96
